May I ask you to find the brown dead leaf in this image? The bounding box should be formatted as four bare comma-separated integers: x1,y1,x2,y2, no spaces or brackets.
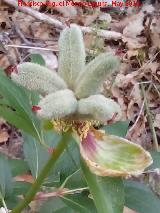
110,48,160,147
54,0,77,17
111,13,139,33
150,16,160,48
127,116,148,146
99,13,112,24
154,114,160,129
14,174,34,183
0,10,8,23
127,50,139,59
83,9,100,26
123,207,137,213
0,130,9,144
123,14,144,39
122,5,155,49
0,48,18,69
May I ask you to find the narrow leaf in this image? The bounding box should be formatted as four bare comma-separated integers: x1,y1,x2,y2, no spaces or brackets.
0,74,41,140
62,193,97,213
149,151,160,169
102,121,129,137
22,132,60,184
81,159,124,213
124,180,160,213
0,154,13,197
39,197,74,213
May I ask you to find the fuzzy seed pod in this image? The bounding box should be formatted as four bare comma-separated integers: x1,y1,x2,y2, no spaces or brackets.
75,53,119,98
37,89,77,119
11,62,67,95
77,95,121,122
58,24,85,89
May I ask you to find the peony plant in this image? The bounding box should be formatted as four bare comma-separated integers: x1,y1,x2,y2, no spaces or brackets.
10,24,152,213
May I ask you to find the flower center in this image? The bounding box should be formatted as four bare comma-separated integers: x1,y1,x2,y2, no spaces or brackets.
51,119,100,140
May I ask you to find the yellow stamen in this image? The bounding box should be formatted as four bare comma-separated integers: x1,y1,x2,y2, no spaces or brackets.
51,119,100,140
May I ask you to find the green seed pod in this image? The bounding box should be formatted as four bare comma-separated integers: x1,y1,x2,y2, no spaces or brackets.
11,62,67,95
58,24,85,89
37,89,77,119
75,53,119,99
77,95,121,122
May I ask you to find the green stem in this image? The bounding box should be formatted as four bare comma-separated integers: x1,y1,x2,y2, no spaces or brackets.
11,132,70,213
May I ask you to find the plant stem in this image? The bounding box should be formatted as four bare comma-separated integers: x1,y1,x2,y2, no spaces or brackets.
11,132,70,213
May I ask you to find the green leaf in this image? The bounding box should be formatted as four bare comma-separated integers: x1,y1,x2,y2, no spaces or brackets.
54,139,80,182
149,151,160,169
62,193,97,213
30,53,45,65
23,132,60,182
102,121,129,137
4,196,19,209
23,131,80,187
124,180,160,213
0,154,13,197
0,74,41,140
81,159,124,213
5,182,31,209
62,169,86,189
8,159,29,177
58,168,97,213
0,106,36,135
62,188,97,212
23,132,48,178
0,68,4,73
12,181,31,196
39,197,74,213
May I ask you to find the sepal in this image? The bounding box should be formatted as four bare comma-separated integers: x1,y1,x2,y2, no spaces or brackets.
75,53,119,98
58,24,85,89
37,89,77,119
80,131,152,177
77,95,121,122
11,62,67,95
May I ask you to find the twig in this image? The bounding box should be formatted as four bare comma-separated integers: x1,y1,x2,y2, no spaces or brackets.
59,169,80,189
144,15,153,46
34,187,89,200
152,83,160,99
141,84,159,152
6,44,58,52
3,0,64,29
129,81,152,132
11,21,45,47
0,30,21,63
136,51,160,74
62,187,89,195
128,100,145,133
81,26,122,40
3,0,122,40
